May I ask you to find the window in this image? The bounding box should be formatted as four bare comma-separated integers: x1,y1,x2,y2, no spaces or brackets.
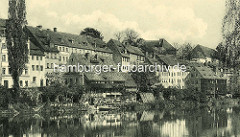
36,65,39,71
25,68,28,75
25,81,28,87
36,56,39,60
66,48,69,52
62,47,65,52
20,80,23,87
40,56,42,60
47,63,49,68
59,47,62,51
66,57,68,61
8,68,11,74
2,55,6,62
40,66,43,71
4,80,8,88
32,55,34,60
2,68,6,75
54,54,57,59
51,63,53,68
33,77,36,83
63,57,65,61
32,65,35,71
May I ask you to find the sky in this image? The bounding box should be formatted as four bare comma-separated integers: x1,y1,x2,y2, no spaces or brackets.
0,0,226,49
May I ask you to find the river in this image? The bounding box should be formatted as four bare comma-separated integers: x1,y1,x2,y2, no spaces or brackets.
0,107,240,137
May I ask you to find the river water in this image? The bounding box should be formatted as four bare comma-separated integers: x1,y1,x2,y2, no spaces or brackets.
0,107,240,137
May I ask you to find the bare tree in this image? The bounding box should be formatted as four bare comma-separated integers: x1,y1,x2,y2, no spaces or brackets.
114,31,124,41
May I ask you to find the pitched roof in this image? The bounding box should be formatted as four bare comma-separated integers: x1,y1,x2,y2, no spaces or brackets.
157,55,180,65
30,41,45,56
27,26,112,53
125,44,144,56
108,39,130,58
193,65,225,79
191,45,216,58
145,39,176,53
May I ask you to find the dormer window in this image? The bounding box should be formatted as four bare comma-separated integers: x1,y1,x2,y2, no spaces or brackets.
68,39,74,44
83,42,88,46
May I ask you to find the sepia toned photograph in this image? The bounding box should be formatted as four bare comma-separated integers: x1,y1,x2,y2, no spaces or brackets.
0,0,240,136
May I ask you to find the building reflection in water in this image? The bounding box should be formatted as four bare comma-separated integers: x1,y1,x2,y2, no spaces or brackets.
0,108,240,137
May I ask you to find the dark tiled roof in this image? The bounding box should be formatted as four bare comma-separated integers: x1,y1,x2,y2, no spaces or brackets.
145,39,176,53
27,26,112,53
108,39,130,58
30,41,44,56
193,66,225,80
157,55,180,65
125,44,144,56
191,45,216,58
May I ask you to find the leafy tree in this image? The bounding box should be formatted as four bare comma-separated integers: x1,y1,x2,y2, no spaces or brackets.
176,43,193,60
222,0,240,68
80,27,104,40
122,28,139,45
6,0,28,89
216,42,227,65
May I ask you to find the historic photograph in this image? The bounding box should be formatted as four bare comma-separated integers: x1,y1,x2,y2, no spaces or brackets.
0,0,240,136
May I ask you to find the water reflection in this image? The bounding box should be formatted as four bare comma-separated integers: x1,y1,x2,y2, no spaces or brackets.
0,107,240,137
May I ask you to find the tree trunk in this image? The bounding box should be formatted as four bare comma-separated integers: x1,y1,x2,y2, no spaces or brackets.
12,70,20,90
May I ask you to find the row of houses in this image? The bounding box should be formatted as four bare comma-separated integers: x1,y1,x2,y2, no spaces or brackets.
0,18,232,94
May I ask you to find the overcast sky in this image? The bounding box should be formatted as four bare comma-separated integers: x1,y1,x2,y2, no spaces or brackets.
0,0,226,49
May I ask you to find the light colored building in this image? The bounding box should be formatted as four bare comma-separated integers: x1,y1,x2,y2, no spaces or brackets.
0,19,46,88
157,55,189,89
26,26,113,85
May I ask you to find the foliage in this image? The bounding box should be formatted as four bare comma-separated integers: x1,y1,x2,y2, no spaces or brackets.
0,86,12,108
221,0,240,68
114,28,140,45
176,43,193,60
80,27,104,40
6,0,28,89
216,42,227,65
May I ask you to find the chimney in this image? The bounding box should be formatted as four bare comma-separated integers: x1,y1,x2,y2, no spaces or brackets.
53,27,57,32
37,25,42,30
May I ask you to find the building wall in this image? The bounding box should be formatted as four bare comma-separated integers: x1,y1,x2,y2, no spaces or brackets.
30,54,46,87
1,39,33,88
129,54,145,66
0,37,2,86
159,68,189,89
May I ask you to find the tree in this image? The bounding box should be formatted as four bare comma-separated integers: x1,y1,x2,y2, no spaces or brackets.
216,42,227,65
80,27,104,40
6,0,28,89
176,43,193,60
114,31,124,41
123,28,139,45
222,0,240,68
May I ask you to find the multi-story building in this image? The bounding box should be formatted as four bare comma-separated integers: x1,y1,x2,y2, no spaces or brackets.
186,65,227,94
107,39,145,72
26,26,113,85
0,19,46,88
156,55,189,89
